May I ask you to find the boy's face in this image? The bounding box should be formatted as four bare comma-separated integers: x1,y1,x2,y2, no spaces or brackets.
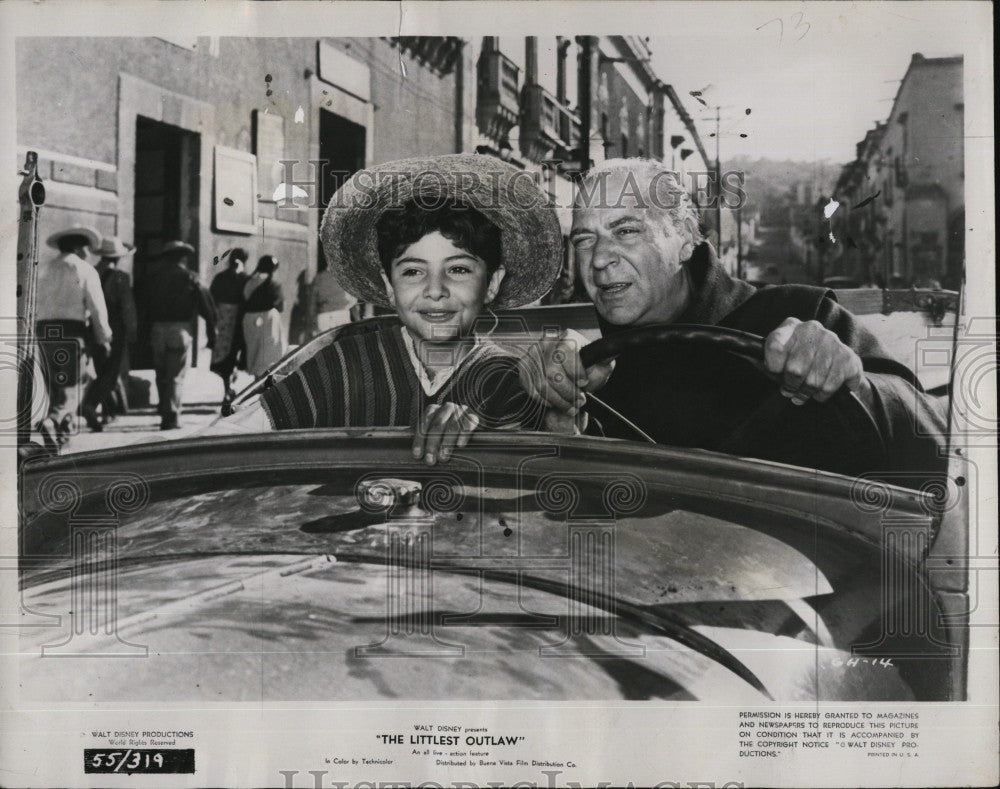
384,231,505,344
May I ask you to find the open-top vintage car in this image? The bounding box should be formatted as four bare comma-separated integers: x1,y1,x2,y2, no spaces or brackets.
17,297,968,703
14,143,968,702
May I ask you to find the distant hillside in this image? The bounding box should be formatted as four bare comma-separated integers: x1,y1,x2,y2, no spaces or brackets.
724,156,843,225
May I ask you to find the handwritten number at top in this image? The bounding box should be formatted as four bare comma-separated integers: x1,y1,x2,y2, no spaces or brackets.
756,12,810,44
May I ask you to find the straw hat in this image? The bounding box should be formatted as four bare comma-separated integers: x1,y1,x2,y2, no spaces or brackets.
46,225,100,250
95,236,133,259
320,154,563,308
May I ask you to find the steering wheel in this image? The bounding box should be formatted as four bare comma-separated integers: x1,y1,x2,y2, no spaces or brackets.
579,324,887,476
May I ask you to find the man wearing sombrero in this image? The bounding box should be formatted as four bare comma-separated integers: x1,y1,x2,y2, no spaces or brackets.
217,154,562,463
80,235,138,431
35,225,112,450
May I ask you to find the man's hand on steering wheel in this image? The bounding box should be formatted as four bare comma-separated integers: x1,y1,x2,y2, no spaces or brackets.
764,317,869,406
517,328,613,416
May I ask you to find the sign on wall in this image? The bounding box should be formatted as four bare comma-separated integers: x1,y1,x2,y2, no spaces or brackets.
317,40,371,102
213,145,258,234
252,109,285,201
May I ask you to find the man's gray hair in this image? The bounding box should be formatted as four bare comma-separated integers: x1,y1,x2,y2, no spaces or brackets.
578,158,703,244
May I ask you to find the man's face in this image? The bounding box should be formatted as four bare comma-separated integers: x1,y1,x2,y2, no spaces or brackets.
571,171,692,326
383,230,505,344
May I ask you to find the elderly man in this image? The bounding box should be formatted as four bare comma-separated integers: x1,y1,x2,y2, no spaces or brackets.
521,158,947,482
35,226,112,451
145,241,217,430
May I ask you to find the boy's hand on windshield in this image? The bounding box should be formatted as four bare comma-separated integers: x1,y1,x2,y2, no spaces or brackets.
764,318,867,405
413,402,480,465
543,408,588,435
517,329,612,416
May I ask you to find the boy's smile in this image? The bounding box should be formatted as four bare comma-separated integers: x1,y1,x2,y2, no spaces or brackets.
384,231,505,346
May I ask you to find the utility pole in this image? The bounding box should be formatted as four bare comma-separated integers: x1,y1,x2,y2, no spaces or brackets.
737,204,743,279
578,36,593,173
714,106,722,254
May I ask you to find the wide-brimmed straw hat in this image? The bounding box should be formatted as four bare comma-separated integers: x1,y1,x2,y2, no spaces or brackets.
46,225,101,250
95,236,134,259
320,154,563,308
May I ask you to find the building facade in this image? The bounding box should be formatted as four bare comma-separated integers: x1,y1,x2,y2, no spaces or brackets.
16,35,706,365
830,54,964,287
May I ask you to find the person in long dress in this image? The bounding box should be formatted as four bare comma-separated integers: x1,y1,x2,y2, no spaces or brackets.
242,255,287,377
210,247,249,405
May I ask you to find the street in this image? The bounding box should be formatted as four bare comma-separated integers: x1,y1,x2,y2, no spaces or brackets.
38,366,255,455
743,225,803,286
60,406,220,454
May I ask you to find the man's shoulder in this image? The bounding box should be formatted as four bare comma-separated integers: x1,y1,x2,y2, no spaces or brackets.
748,282,833,304
73,258,102,283
44,252,72,267
168,266,202,287
722,283,836,331
108,268,131,285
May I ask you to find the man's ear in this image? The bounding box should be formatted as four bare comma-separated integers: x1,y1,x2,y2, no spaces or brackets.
679,216,700,261
679,239,694,263
379,270,397,308
484,266,506,305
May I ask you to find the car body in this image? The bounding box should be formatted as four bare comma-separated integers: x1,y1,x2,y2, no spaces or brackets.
19,405,967,703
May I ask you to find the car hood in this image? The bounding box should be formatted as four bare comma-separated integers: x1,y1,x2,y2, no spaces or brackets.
18,431,936,701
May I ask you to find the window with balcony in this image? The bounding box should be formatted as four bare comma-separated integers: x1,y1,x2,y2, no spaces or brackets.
519,37,582,164
388,37,464,77
476,38,521,144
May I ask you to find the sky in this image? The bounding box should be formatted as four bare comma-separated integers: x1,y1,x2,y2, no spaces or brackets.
647,2,987,164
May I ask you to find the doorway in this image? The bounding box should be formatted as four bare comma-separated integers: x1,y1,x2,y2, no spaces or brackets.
288,109,367,336
317,109,366,273
131,116,201,368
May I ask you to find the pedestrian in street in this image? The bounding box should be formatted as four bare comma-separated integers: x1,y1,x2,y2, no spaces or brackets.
145,241,217,430
210,247,249,407
311,252,357,335
35,225,112,451
242,255,287,377
81,235,138,431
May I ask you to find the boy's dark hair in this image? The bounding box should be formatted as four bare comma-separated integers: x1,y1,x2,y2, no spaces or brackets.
376,200,502,276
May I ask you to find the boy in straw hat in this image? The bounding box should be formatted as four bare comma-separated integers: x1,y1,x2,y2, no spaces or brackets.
215,154,562,463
